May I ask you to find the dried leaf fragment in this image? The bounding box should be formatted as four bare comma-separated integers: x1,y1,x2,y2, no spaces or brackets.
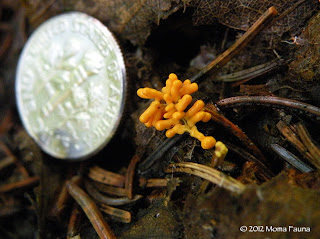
65,0,182,45
191,0,318,41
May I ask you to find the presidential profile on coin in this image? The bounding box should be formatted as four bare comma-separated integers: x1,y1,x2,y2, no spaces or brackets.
16,12,126,160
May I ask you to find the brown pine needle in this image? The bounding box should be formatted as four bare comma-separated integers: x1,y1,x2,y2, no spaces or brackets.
139,178,172,188
88,166,125,187
91,181,127,197
191,7,278,83
217,96,320,119
125,154,141,199
165,162,245,194
66,180,117,239
0,176,39,193
100,204,132,223
84,180,142,206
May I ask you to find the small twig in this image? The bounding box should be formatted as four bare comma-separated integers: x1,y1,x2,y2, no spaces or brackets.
125,154,141,199
295,122,320,162
88,166,125,187
276,120,320,169
205,103,268,164
0,176,39,193
276,120,310,153
84,180,142,206
217,96,320,119
271,144,313,173
190,7,278,84
99,204,132,223
66,179,117,239
165,162,246,194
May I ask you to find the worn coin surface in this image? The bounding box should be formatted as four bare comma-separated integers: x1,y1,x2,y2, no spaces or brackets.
16,12,126,160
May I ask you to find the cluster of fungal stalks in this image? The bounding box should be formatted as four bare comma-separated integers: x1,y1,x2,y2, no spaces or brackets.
137,73,217,149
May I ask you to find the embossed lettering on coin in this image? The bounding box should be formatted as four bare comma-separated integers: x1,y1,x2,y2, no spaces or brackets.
16,12,126,159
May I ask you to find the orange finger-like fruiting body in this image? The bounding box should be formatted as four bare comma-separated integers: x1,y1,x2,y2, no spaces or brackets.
185,100,205,119
187,111,207,127
139,101,161,124
171,80,183,102
137,88,163,101
175,95,192,112
172,111,185,120
166,124,187,138
155,118,179,131
180,79,198,96
137,73,226,151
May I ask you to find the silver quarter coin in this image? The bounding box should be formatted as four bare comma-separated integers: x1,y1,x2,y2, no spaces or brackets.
16,12,126,160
